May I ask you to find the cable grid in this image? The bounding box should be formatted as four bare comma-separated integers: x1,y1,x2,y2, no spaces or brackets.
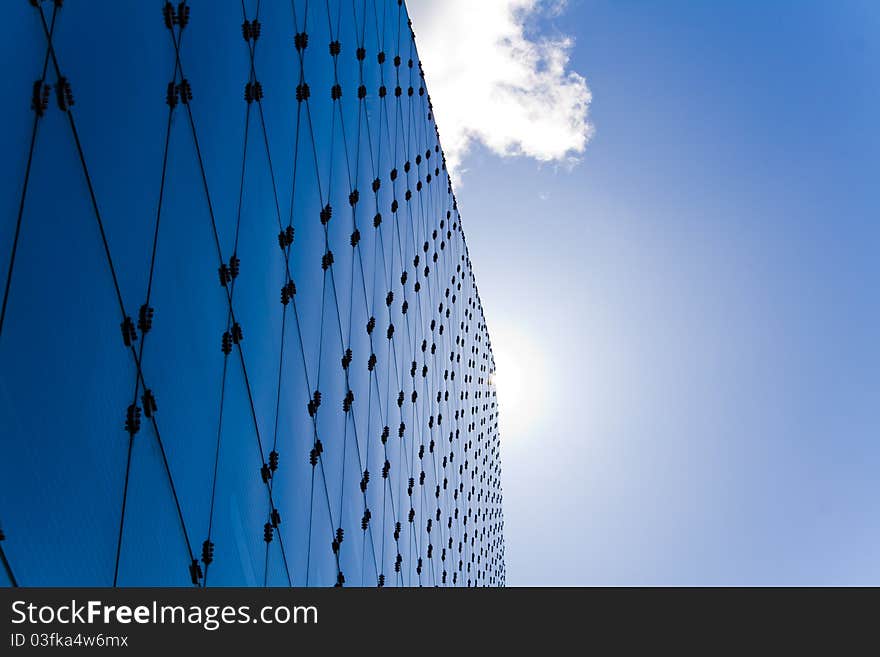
0,0,505,587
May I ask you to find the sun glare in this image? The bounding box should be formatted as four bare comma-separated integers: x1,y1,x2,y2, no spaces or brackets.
489,324,547,435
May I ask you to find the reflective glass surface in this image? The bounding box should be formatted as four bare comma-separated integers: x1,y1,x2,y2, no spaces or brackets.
0,0,504,587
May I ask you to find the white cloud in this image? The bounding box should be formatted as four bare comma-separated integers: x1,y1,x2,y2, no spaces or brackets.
407,0,593,179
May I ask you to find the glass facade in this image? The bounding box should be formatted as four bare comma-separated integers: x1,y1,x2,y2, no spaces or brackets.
0,0,504,587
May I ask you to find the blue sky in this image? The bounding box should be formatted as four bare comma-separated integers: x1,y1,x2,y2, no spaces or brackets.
422,0,880,584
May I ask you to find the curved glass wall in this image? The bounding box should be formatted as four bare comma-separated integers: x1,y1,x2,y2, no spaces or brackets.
0,0,504,587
